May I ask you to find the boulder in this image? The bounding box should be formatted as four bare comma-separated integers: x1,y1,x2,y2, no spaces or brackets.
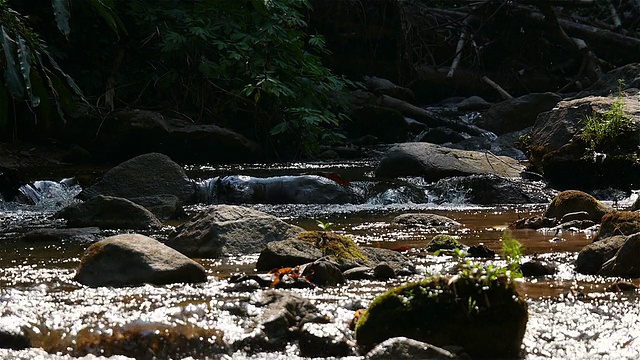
78,153,196,205
414,127,466,144
56,195,163,230
256,231,369,271
392,213,460,229
346,105,409,143
521,260,556,277
431,174,556,205
198,175,356,204
354,272,528,358
18,227,102,243
544,190,613,223
475,92,561,135
575,235,628,275
66,109,261,164
457,96,490,111
75,234,207,287
596,211,640,240
129,194,184,220
366,337,461,360
166,205,304,258
599,233,640,278
360,247,416,275
299,322,355,358
301,260,346,286
526,94,640,189
374,142,524,180
426,234,463,253
234,290,323,353
364,76,415,102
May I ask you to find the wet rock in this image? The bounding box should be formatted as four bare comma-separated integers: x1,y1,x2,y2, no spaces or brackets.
467,244,496,258
604,281,638,292
354,272,528,358
75,233,207,287
373,263,396,280
0,166,20,202
68,322,226,360
129,194,184,221
56,195,162,230
68,109,261,164
476,92,561,135
18,227,102,243
256,239,323,271
235,290,323,353
0,318,30,350
426,234,463,253
201,175,356,204
458,96,490,111
226,279,262,293
509,215,556,230
374,142,524,180
560,211,591,223
525,95,640,190
415,127,466,144
364,76,415,102
301,260,346,286
596,211,640,240
545,190,613,224
228,273,274,288
166,205,304,258
343,266,374,280
256,231,369,271
431,174,556,205
77,153,196,205
299,322,355,358
360,247,416,275
575,235,628,275
521,260,557,277
347,105,409,143
599,233,640,278
392,213,460,229
366,336,461,360
550,219,596,231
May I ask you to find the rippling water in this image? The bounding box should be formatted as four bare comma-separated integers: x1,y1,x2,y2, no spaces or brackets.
1,161,639,359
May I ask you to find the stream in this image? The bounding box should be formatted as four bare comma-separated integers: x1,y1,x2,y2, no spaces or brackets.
1,159,639,359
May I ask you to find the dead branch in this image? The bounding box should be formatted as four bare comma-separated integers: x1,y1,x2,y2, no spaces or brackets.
482,76,512,100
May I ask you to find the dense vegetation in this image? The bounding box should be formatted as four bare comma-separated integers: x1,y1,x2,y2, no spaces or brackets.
0,0,353,158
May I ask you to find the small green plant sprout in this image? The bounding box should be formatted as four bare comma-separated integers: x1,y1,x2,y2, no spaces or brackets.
316,220,334,231
500,231,524,278
580,79,634,153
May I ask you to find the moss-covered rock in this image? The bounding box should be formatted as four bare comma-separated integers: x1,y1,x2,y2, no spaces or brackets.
544,190,613,223
596,211,640,240
426,234,463,253
354,268,528,359
297,231,369,265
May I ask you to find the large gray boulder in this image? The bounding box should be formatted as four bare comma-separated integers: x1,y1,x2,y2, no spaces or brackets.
56,195,162,230
599,233,640,278
374,142,524,180
575,235,628,275
75,234,207,287
166,205,304,258
476,92,561,135
78,153,196,205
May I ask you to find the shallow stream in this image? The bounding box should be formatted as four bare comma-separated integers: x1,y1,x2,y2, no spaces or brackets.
1,160,639,359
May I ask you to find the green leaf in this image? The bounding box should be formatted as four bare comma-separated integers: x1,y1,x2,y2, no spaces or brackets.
42,51,83,97
52,0,71,38
1,26,25,98
17,35,40,108
270,122,289,135
88,0,127,36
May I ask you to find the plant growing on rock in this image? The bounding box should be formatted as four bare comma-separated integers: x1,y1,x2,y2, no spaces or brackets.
297,230,369,264
500,231,524,278
580,80,636,154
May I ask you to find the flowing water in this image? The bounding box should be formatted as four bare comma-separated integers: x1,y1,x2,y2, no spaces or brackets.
0,160,639,359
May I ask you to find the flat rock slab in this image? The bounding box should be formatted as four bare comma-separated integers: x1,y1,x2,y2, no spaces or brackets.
374,142,524,180
75,233,207,287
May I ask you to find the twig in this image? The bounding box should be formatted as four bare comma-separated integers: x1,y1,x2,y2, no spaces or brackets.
482,76,513,100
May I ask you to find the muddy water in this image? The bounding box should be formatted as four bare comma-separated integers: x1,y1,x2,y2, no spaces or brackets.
1,161,639,359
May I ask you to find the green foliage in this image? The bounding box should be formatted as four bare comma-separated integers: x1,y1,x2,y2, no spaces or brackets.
316,220,334,231
123,0,353,157
500,231,523,278
581,80,635,153
298,231,369,264
0,0,124,135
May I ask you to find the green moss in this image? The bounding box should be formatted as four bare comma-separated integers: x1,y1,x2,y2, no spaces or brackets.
426,234,462,253
297,231,369,264
355,267,528,358
597,211,640,240
581,88,635,154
